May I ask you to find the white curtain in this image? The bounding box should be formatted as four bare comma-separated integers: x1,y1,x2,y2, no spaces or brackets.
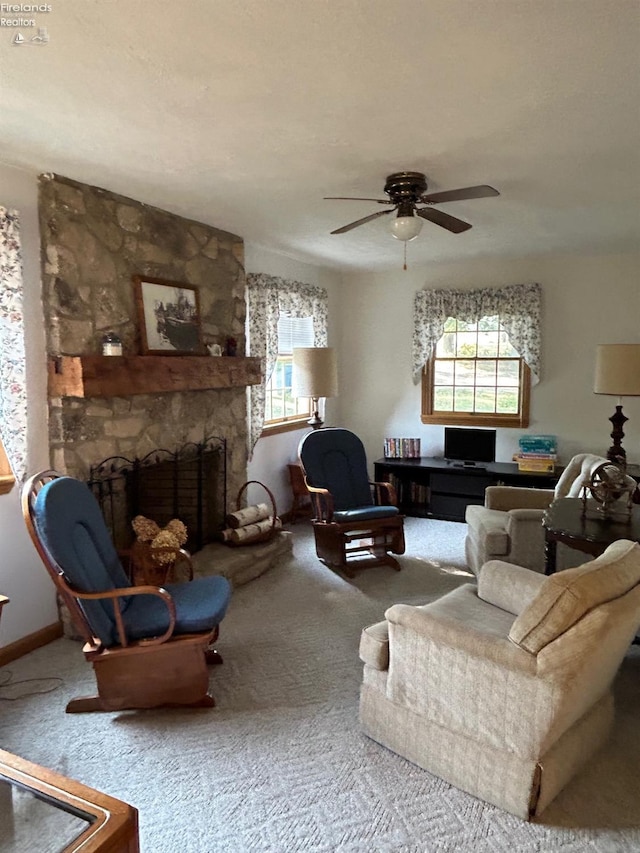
0,206,28,481
246,273,328,455
412,282,542,384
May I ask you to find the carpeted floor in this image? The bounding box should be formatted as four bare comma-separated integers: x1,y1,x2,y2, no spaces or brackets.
1,517,639,852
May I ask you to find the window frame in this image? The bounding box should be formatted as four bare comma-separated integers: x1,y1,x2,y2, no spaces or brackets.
421,316,531,428
261,315,314,435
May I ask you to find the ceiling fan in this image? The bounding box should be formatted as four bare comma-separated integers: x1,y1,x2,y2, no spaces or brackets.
325,171,499,241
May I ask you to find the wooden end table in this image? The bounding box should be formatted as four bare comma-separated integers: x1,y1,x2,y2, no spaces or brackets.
543,497,640,575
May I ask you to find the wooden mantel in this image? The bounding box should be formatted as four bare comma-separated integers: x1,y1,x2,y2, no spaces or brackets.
48,355,262,398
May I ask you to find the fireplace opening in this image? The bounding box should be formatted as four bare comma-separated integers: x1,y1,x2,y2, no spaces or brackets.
88,435,227,553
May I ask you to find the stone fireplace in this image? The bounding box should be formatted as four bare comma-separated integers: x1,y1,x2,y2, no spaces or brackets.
39,173,251,506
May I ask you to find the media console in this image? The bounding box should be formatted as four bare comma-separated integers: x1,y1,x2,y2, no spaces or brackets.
374,456,561,522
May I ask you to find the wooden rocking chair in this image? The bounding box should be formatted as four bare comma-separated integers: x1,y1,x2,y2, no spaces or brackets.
299,429,405,577
22,471,232,713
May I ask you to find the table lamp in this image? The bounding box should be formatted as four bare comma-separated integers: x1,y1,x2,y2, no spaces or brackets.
594,344,640,464
292,347,338,429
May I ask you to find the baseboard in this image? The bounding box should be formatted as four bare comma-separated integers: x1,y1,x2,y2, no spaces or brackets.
0,622,63,666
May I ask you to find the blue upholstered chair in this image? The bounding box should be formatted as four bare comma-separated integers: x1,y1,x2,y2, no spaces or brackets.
298,429,405,576
22,470,231,713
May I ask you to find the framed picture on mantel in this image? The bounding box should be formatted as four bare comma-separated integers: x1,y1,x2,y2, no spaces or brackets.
133,275,204,355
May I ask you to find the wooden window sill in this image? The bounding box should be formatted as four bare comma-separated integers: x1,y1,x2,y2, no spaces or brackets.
261,420,311,438
421,413,529,428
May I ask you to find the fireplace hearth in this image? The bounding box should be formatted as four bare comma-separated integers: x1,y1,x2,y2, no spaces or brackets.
88,436,227,553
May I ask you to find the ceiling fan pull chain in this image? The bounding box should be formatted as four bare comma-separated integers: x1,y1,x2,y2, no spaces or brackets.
403,241,407,271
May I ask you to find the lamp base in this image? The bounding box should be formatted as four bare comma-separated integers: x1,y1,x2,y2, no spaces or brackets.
307,397,323,430
606,404,628,466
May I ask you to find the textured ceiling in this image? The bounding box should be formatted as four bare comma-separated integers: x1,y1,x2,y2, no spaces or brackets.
1,0,639,270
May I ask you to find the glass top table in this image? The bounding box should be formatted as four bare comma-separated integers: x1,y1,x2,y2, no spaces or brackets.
0,775,93,853
0,749,138,853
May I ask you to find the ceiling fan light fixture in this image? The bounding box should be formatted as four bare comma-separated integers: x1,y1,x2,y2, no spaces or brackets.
326,172,499,240
390,211,423,242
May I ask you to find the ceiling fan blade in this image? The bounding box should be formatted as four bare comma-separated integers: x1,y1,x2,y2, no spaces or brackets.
416,207,472,233
330,208,395,234
420,185,500,204
324,196,393,204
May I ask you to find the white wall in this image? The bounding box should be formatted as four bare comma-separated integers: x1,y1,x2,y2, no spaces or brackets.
0,163,57,647
336,252,640,472
244,245,342,516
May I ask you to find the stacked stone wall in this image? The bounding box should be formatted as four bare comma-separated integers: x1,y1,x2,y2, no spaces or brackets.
39,173,249,498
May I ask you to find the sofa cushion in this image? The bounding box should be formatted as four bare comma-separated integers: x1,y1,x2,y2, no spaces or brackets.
478,560,547,616
465,505,509,556
509,539,640,654
359,620,389,670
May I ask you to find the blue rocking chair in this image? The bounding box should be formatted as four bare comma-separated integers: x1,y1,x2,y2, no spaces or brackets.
22,471,232,713
299,429,405,577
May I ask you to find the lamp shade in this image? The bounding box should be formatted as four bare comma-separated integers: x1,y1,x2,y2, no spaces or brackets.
594,344,640,396
292,347,338,398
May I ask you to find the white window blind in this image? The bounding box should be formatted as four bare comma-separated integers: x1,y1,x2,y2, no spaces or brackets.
277,315,314,353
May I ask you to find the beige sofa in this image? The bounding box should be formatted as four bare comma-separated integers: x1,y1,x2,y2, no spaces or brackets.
359,540,640,819
465,453,611,575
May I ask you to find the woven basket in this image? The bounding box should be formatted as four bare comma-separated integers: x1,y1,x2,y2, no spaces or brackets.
224,480,278,547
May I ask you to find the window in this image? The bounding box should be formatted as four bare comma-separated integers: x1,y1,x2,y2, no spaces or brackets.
263,316,314,432
247,273,328,453
422,314,530,427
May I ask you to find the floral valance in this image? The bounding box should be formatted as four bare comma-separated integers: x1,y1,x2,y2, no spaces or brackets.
0,206,28,482
412,282,542,385
246,273,328,455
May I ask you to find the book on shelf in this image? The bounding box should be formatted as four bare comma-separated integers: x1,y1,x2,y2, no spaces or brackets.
384,437,421,459
409,482,429,506
513,452,557,473
514,451,558,460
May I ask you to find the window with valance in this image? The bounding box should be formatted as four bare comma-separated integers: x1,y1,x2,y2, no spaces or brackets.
413,283,541,427
246,273,328,454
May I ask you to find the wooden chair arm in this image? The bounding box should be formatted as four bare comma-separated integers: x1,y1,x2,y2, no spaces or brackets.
72,585,176,648
305,484,335,522
371,480,398,507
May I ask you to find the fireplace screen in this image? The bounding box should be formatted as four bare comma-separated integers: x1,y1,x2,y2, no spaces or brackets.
88,436,227,553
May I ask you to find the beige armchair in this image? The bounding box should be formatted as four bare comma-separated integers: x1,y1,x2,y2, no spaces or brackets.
465,453,611,575
359,540,640,819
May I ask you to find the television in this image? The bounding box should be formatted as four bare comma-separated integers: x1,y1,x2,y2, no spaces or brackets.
444,427,496,466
